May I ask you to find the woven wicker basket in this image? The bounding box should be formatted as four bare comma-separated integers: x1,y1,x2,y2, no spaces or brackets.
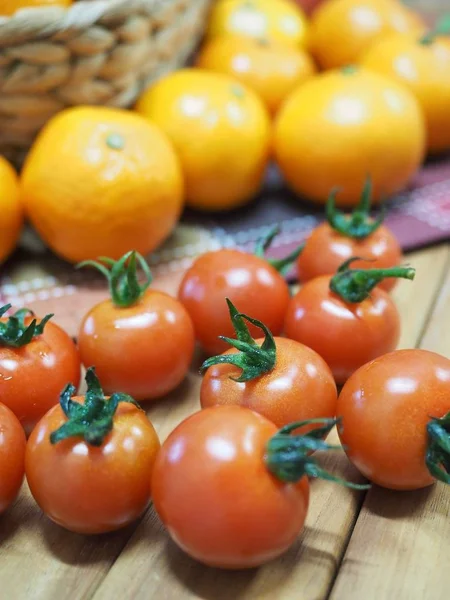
0,0,211,165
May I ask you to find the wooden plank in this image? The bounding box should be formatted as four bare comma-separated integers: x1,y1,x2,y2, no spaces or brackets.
329,246,450,600
92,245,450,600
0,373,202,600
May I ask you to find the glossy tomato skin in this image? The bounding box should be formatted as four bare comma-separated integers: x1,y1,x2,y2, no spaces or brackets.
26,400,160,534
152,405,309,568
201,337,337,429
284,276,400,384
78,290,195,401
0,318,81,434
337,349,450,490
297,222,402,292
0,403,26,514
178,249,290,355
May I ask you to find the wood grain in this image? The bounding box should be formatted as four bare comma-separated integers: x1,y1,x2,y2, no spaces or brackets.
0,245,448,600
329,246,450,600
92,246,450,600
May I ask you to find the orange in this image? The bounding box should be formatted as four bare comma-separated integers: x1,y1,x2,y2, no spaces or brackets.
197,35,316,116
0,0,72,16
273,67,426,206
362,33,450,155
0,156,22,264
136,69,271,212
21,106,183,264
309,0,425,69
206,0,309,49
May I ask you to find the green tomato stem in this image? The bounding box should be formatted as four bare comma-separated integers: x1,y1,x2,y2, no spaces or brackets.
254,225,304,276
265,418,370,489
330,258,415,303
50,367,141,447
326,177,385,240
426,411,450,484
200,298,276,382
0,304,53,347
77,250,152,308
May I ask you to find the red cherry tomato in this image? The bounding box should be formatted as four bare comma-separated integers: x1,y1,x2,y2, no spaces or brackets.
0,305,80,434
26,368,161,534
200,302,337,429
284,264,415,384
0,403,26,514
152,405,310,568
178,230,300,355
77,252,195,401
337,349,450,490
298,180,402,292
298,223,402,291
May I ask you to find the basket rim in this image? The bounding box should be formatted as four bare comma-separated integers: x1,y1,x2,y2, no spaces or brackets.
0,0,195,48
0,0,183,36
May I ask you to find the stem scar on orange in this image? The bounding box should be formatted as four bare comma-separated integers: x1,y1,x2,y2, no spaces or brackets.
20,106,184,264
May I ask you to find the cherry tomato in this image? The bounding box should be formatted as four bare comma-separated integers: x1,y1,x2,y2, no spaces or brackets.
200,301,337,429
179,230,300,355
0,403,26,514
284,263,415,384
78,252,195,401
297,180,402,292
0,305,81,434
26,368,161,534
152,405,310,568
337,349,450,490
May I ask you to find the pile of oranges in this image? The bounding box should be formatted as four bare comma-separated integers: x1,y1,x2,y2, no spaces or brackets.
0,0,449,265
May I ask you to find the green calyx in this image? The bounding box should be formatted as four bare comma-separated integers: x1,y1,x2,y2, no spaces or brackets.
254,225,304,276
265,418,370,489
326,177,385,240
420,14,450,45
426,411,450,485
200,298,276,383
77,250,152,308
0,304,53,347
50,367,141,447
341,64,358,75
330,258,415,303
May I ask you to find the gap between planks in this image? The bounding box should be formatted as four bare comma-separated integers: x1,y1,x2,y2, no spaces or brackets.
0,245,448,600
327,244,450,600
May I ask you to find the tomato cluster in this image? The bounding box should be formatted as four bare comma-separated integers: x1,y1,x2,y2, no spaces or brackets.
1,187,449,569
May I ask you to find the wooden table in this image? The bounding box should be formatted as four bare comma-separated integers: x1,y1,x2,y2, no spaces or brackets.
0,243,449,600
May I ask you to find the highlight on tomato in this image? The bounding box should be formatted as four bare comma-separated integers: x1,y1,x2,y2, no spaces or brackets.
200,299,337,429
151,405,368,569
0,304,81,434
77,251,195,401
337,349,450,490
26,367,161,534
297,178,402,291
178,227,303,356
0,402,26,514
284,258,416,384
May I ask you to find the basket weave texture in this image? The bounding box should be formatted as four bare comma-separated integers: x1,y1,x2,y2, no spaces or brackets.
0,0,211,165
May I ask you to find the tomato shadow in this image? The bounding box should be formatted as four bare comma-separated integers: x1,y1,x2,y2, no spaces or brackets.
167,525,338,600
364,484,434,519
38,508,144,567
0,490,37,544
